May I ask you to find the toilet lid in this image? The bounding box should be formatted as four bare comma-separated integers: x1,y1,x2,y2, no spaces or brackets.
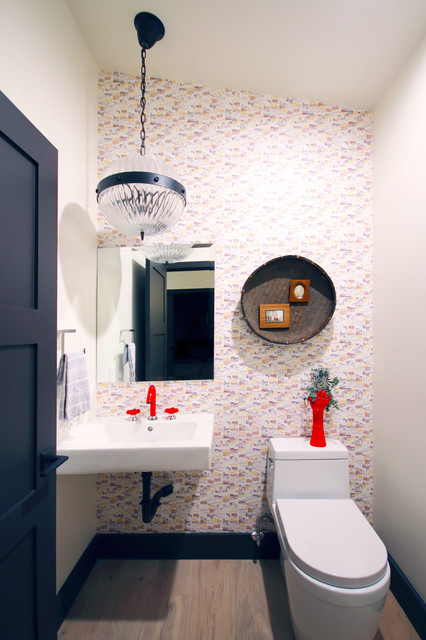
276,499,388,588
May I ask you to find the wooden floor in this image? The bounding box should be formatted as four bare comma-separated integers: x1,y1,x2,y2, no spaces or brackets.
59,559,420,640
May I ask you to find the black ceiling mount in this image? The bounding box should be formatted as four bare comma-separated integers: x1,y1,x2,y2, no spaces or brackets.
134,12,165,49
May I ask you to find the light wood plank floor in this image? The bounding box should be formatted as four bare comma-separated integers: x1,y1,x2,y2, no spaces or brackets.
58,559,420,640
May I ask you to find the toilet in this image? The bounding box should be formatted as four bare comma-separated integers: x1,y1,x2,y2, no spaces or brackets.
266,437,390,640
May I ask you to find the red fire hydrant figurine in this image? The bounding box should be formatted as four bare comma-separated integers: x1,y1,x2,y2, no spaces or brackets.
309,389,331,447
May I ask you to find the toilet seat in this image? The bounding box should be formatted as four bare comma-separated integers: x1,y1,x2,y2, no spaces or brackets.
276,498,388,588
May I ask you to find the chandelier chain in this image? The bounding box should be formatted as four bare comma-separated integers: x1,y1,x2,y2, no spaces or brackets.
140,47,147,156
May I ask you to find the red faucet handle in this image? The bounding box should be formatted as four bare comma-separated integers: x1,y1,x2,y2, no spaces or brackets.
165,407,179,415
126,408,141,417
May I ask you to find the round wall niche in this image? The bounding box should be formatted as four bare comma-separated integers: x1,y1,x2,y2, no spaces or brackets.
241,255,336,345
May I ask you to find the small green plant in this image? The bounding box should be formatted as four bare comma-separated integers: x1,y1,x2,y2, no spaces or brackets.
304,365,339,412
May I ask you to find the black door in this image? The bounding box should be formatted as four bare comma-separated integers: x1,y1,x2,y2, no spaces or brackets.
167,289,214,380
145,259,167,381
0,91,58,639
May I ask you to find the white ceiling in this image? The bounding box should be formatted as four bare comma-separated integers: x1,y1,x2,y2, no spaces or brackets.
66,0,426,110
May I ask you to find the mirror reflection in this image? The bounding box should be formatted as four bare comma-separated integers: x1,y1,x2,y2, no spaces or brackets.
97,245,214,382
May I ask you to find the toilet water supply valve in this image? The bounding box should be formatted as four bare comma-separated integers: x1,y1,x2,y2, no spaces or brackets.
251,513,274,547
304,365,339,447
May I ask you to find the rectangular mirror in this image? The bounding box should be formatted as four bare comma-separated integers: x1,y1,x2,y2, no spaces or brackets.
97,245,214,382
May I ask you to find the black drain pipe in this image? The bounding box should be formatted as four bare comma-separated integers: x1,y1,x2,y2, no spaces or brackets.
140,472,173,523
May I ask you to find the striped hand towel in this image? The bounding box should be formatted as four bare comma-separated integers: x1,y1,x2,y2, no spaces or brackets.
122,342,136,382
56,351,90,420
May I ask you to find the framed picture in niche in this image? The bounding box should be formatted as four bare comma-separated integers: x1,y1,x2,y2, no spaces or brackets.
289,279,310,302
259,303,290,329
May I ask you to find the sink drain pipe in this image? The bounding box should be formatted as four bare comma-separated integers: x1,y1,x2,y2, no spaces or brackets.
140,472,173,523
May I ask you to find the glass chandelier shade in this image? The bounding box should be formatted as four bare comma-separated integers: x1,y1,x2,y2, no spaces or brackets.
97,154,186,239
137,243,193,263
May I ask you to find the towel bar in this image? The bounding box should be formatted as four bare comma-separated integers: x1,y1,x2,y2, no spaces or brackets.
57,329,86,353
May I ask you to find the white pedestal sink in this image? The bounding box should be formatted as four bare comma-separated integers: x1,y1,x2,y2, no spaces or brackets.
57,413,214,474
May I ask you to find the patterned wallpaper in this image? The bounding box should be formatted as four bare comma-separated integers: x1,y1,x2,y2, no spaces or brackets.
96,70,373,533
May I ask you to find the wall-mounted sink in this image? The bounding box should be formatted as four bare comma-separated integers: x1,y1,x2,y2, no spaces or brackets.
57,413,214,474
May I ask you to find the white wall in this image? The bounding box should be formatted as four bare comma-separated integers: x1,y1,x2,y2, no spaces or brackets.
0,0,99,591
167,270,214,290
373,34,426,600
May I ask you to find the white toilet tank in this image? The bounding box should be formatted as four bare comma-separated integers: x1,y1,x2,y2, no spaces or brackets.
266,437,350,509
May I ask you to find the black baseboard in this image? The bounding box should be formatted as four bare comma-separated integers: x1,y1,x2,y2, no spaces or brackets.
388,554,426,639
97,531,280,560
56,535,98,630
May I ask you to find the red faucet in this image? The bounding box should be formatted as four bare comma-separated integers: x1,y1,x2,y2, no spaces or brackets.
146,385,157,420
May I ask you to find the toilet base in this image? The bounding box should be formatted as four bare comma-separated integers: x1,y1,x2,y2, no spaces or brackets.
280,552,390,640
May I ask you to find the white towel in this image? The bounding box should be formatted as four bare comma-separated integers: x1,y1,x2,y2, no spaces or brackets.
122,342,136,382
56,351,90,420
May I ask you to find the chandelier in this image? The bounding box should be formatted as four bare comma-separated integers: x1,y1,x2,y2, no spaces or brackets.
137,243,194,264
96,12,186,240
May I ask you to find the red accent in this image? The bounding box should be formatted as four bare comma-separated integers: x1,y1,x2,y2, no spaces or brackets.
165,407,179,415
126,408,140,417
308,389,331,447
146,385,156,418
